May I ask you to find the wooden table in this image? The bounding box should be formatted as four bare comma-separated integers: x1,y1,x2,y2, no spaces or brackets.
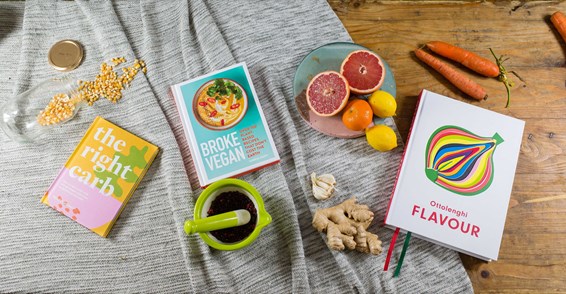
328,0,566,292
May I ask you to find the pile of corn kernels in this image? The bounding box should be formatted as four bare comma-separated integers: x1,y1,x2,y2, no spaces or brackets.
37,93,77,126
78,57,146,106
37,57,147,126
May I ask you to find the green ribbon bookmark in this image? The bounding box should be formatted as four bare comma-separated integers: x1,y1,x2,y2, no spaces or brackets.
393,231,412,277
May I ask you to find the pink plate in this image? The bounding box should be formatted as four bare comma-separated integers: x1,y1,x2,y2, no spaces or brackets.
292,42,396,139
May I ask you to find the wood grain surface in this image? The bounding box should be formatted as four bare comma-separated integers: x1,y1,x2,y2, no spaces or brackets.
327,0,566,292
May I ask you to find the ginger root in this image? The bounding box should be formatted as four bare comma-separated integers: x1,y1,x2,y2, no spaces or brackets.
312,197,382,255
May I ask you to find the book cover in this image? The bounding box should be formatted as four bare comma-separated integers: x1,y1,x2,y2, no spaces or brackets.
41,117,159,237
384,90,525,261
171,63,280,187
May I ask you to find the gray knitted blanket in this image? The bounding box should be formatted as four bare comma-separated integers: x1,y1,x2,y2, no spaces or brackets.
0,1,473,293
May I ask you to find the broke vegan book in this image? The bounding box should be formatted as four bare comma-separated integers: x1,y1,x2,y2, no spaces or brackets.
41,117,159,237
171,63,280,187
384,90,525,261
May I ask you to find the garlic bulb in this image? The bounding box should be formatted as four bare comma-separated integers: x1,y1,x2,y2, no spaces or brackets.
311,172,336,200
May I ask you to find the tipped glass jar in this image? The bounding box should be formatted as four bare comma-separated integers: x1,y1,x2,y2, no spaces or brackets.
0,75,83,143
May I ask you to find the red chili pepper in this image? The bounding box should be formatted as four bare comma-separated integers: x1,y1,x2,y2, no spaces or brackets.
198,102,207,106
221,100,227,104
230,103,240,109
207,98,216,103
210,110,217,117
221,119,225,126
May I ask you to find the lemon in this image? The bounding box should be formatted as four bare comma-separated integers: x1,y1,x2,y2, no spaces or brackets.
366,124,398,152
368,90,397,118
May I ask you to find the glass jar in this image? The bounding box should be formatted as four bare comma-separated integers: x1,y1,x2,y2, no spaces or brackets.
0,75,83,143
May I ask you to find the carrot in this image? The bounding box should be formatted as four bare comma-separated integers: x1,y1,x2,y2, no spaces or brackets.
551,11,566,44
415,48,488,101
426,41,500,78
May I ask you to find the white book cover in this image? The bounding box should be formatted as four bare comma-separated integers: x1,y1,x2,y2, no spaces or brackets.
385,90,525,261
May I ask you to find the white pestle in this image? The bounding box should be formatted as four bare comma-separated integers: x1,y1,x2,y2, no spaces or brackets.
184,209,251,235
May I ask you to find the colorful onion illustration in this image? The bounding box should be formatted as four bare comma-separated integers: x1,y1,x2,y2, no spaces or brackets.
425,126,503,196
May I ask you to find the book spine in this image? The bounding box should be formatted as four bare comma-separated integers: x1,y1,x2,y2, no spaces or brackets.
383,90,425,224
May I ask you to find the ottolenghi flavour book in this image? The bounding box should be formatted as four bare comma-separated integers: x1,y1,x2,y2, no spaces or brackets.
41,117,159,237
385,90,524,261
171,63,280,187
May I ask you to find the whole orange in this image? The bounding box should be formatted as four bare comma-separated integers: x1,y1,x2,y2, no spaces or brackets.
342,99,373,131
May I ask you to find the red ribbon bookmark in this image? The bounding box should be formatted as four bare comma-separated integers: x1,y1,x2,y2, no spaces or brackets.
383,227,400,271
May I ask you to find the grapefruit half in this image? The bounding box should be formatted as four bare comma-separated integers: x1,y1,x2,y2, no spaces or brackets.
340,50,386,95
306,71,350,117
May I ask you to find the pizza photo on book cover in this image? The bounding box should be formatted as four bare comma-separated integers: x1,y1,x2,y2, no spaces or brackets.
385,90,525,261
171,63,280,187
